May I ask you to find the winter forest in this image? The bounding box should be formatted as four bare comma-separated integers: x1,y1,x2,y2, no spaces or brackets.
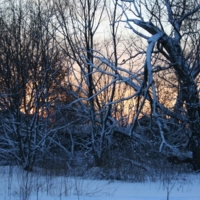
0,0,200,183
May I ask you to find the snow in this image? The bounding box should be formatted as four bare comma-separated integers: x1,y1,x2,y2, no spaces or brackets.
0,166,200,200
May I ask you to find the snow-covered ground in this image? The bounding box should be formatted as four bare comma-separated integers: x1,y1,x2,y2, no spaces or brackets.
0,166,200,200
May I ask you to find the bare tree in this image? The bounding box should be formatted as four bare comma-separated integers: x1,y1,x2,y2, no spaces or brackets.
0,0,67,171
115,0,200,170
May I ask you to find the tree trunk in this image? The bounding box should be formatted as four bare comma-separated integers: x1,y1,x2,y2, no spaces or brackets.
181,78,200,170
163,39,200,171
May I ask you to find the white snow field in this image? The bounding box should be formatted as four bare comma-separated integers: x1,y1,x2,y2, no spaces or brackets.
0,166,200,200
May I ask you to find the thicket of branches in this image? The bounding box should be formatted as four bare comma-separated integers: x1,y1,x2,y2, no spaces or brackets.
0,0,199,178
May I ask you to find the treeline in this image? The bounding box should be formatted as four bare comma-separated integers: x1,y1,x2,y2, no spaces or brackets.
0,0,199,177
